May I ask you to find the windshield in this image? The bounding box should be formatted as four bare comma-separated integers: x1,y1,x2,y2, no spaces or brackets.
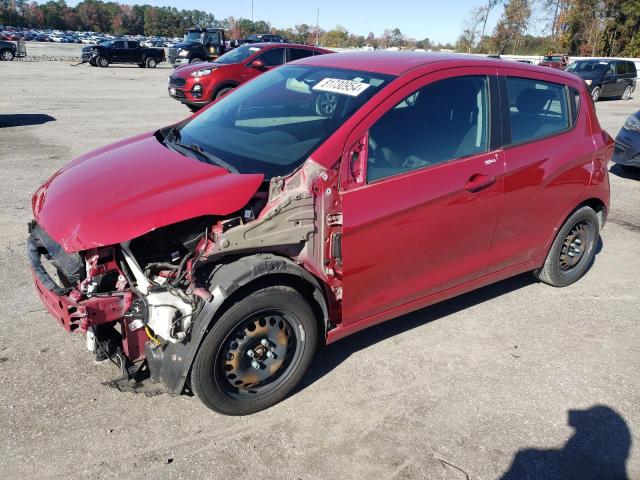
184,31,203,43
543,56,563,62
215,44,263,64
566,61,609,73
171,65,394,179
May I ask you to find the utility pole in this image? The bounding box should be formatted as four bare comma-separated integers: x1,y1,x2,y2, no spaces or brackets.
315,8,319,46
251,0,254,22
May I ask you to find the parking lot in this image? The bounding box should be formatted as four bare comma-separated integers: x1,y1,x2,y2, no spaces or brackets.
1,59,639,479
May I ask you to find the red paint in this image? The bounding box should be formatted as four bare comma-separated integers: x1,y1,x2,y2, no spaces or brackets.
33,133,263,253
169,43,331,108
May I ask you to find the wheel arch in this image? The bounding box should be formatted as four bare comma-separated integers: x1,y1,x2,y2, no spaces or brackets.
212,82,239,99
145,254,330,395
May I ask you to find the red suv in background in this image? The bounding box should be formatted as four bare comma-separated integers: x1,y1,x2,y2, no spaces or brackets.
168,43,332,111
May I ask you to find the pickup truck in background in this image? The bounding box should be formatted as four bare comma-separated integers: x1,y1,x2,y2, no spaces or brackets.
82,39,165,68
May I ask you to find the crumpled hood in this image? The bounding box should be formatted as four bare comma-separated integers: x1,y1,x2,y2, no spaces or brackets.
33,132,263,253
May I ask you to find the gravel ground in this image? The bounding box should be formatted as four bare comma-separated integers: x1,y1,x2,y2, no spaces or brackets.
0,59,639,480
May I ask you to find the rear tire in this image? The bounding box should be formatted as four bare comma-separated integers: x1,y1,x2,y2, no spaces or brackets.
145,57,157,68
533,206,599,287
591,86,601,102
191,286,318,415
96,56,109,68
621,85,632,100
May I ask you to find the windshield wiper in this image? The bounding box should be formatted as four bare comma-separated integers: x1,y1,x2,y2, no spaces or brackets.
168,140,240,174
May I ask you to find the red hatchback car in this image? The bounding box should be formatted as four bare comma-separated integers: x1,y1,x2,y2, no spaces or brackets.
28,52,612,415
168,42,332,111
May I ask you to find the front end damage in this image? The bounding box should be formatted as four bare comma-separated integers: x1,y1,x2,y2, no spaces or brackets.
27,160,343,394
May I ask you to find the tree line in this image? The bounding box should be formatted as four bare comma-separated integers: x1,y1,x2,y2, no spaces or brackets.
0,0,451,49
2,0,637,55
458,0,640,57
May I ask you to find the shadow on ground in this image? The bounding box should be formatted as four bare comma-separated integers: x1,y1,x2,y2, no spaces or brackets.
610,164,640,181
301,234,604,391
0,114,56,128
500,405,631,479
300,272,536,391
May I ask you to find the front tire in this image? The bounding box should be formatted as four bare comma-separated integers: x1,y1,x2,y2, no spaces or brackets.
533,206,599,287
591,86,601,102
0,49,14,61
191,286,318,415
190,57,203,64
215,87,234,100
96,56,109,68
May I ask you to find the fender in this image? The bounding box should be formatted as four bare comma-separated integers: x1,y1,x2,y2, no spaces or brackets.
145,253,329,394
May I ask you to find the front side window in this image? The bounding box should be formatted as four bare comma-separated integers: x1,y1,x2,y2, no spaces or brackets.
256,48,285,67
367,76,490,182
506,77,569,144
172,65,394,179
113,40,125,49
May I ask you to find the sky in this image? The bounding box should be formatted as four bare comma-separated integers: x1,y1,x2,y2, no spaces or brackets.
62,0,516,44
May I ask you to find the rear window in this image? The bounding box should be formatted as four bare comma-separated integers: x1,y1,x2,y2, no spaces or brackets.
506,77,569,144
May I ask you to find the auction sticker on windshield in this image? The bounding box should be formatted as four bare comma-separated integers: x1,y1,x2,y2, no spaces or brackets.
313,78,371,97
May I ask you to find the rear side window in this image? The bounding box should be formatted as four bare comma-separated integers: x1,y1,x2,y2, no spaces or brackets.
628,62,637,76
367,76,490,182
505,77,569,144
289,48,315,61
127,41,139,49
615,62,627,75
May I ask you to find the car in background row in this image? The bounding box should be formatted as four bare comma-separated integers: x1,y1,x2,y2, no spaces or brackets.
28,53,611,415
539,54,569,69
167,28,227,67
232,33,288,48
168,43,331,111
0,39,17,61
566,59,637,102
613,111,640,169
82,39,165,68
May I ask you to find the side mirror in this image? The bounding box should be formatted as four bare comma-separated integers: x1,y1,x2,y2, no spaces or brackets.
250,59,265,69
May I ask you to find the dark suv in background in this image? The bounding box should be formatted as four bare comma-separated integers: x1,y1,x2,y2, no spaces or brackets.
566,59,637,102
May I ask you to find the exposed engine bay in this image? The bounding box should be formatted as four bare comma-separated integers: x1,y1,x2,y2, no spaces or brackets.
27,160,342,392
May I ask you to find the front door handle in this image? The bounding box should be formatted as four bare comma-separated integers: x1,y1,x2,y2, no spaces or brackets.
464,173,496,193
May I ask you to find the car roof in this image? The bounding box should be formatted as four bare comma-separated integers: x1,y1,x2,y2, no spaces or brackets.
247,42,327,51
294,51,580,80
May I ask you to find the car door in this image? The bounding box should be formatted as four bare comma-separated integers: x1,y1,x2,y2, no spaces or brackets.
490,68,594,272
111,40,126,62
125,41,139,62
601,62,620,97
339,68,504,326
254,47,285,70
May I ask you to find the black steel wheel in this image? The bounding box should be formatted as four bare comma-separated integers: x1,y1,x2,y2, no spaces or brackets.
534,206,599,287
191,285,317,415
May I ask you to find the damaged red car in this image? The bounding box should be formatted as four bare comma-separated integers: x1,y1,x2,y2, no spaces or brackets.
28,52,612,415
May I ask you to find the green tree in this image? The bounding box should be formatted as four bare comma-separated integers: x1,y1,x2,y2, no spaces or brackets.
322,25,349,47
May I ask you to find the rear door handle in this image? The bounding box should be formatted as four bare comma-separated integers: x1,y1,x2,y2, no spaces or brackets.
464,173,496,193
